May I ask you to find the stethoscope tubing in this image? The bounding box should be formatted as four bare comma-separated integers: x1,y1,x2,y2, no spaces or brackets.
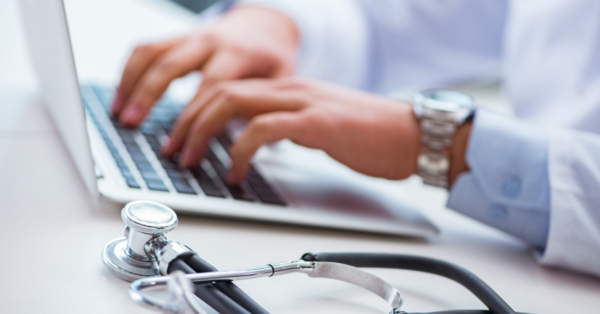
163,252,527,314
168,255,268,314
302,252,521,314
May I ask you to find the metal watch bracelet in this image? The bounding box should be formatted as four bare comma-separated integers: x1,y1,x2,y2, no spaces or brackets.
417,110,457,188
412,89,476,189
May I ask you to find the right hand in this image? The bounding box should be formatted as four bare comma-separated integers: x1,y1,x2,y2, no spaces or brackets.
161,78,423,184
112,6,299,127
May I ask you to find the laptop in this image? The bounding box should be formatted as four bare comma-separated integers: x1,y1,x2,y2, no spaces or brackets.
19,0,438,237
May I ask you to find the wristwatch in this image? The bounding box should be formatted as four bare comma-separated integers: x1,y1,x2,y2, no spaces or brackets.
412,89,476,188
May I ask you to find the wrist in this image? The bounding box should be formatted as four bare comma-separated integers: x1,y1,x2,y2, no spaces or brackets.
449,121,472,187
412,89,475,188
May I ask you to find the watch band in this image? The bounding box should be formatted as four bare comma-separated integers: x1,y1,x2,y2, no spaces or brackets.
412,89,475,189
417,112,457,188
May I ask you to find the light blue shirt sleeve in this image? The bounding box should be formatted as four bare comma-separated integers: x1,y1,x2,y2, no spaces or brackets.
447,110,550,250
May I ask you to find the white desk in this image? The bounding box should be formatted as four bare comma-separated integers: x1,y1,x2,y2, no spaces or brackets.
1,0,599,313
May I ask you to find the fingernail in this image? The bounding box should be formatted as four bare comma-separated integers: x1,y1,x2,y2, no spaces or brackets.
111,94,125,116
162,139,172,155
121,105,141,125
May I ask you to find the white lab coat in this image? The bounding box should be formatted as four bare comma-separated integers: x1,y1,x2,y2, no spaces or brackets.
239,0,600,277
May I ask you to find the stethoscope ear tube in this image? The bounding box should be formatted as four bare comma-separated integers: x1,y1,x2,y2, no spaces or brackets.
301,253,521,314
168,255,268,314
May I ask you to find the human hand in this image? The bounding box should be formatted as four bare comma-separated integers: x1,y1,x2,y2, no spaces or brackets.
112,6,299,127
162,78,423,184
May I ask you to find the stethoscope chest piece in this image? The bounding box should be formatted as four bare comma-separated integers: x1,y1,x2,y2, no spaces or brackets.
102,200,178,281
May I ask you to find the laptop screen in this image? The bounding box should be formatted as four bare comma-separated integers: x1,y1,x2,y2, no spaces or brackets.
19,0,98,200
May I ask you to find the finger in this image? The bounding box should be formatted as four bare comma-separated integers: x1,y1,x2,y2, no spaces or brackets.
113,38,182,116
119,40,215,127
178,84,306,168
166,49,294,153
163,52,253,156
162,52,254,155
161,81,229,157
270,58,295,78
227,112,306,184
201,49,262,89
163,76,298,157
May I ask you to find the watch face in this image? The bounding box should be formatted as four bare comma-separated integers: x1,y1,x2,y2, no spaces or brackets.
413,89,475,124
415,89,474,112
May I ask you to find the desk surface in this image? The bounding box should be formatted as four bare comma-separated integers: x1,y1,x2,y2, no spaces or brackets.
1,0,599,313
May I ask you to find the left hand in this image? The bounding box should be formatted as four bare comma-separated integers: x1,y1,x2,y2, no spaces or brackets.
163,78,422,184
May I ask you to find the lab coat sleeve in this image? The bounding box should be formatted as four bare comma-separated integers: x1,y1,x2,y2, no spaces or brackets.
237,0,507,94
540,128,600,277
448,110,600,278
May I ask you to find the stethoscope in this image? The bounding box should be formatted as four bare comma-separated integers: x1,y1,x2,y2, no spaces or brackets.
103,201,526,314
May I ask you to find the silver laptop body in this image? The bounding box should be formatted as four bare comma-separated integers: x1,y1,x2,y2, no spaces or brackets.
19,0,438,237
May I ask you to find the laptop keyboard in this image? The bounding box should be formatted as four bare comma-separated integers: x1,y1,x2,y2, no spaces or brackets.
81,85,286,206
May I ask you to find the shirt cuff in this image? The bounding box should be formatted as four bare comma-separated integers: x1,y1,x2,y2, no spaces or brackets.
447,110,551,248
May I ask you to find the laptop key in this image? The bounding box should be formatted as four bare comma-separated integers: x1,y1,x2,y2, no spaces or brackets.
140,169,161,181
215,132,233,152
120,136,137,145
134,160,154,170
105,140,116,149
191,166,225,198
160,159,178,170
124,176,141,189
150,145,163,155
205,148,258,201
144,135,161,147
171,179,197,195
92,86,112,112
101,133,111,143
202,186,225,198
246,174,267,186
166,169,185,179
114,156,128,168
206,155,227,180
108,146,121,157
125,143,142,153
254,190,285,205
191,166,211,180
130,152,149,163
226,184,254,201
157,119,172,131
245,166,286,206
146,140,161,149
150,147,163,156
148,142,162,151
140,122,159,135
145,179,169,192
120,167,133,177
117,128,134,136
